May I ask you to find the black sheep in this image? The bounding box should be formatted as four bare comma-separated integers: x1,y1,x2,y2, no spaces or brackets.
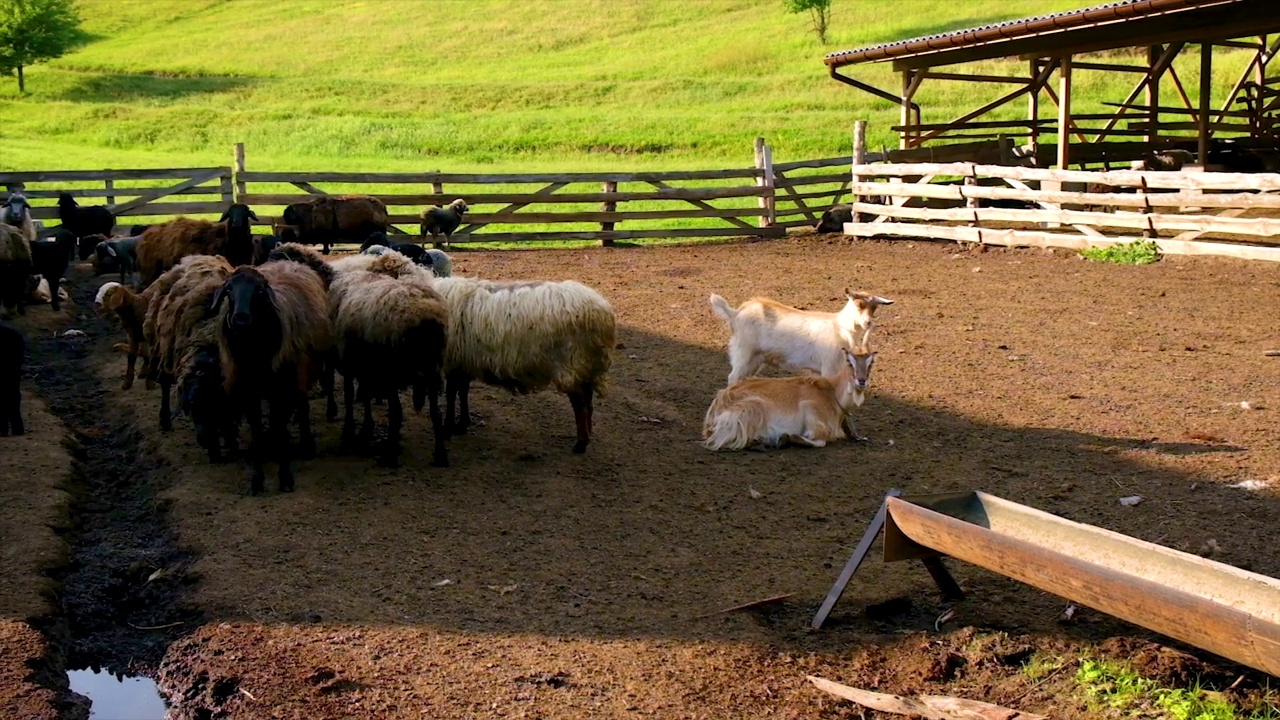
219,203,258,266
815,204,853,233
0,321,24,436
58,193,116,259
29,230,76,312
178,344,240,464
128,224,151,237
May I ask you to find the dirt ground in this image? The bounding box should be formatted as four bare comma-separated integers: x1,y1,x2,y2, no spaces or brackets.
6,234,1280,719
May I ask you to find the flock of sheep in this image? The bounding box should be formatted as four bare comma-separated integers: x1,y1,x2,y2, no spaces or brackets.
0,188,894,492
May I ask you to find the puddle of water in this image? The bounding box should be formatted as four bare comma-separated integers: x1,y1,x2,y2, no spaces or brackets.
67,668,168,720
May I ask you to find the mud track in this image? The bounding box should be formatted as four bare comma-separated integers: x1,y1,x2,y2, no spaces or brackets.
25,267,201,678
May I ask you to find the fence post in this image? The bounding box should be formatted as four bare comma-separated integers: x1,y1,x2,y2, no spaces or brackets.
851,120,867,224
756,141,775,229
601,181,617,247
233,142,246,202
432,180,444,197
104,178,115,207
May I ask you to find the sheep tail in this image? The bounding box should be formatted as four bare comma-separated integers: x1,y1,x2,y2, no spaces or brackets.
708,294,736,322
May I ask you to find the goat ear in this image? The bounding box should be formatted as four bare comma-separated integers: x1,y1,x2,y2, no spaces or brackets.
247,209,258,221
218,209,231,222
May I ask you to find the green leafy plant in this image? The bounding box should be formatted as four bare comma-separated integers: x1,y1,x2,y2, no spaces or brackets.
1080,239,1161,265
1075,658,1279,720
783,0,831,44
0,0,89,92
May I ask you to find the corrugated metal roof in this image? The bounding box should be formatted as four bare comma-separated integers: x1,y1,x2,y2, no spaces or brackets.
824,0,1236,67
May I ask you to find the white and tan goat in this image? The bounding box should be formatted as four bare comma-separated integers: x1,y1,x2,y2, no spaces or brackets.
708,289,891,383
702,346,876,451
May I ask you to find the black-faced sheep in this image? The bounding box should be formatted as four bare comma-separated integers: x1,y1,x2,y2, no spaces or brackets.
815,204,852,234
0,320,23,436
2,192,37,244
329,255,450,467
134,203,256,287
127,224,152,237
29,230,76,312
212,262,333,494
58,193,116,258
280,195,388,255
419,199,468,249
250,234,281,265
0,223,32,316
431,275,615,454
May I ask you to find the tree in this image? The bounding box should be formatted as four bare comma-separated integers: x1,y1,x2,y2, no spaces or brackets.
783,0,831,45
0,0,88,92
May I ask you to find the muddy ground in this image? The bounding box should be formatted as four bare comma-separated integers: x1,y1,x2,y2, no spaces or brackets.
4,234,1280,719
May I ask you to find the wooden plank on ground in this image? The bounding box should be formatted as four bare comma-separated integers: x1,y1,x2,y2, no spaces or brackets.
807,676,1049,720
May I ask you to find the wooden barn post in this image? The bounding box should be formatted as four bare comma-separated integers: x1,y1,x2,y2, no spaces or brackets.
851,120,867,223
233,142,246,202
1198,43,1212,165
601,180,617,246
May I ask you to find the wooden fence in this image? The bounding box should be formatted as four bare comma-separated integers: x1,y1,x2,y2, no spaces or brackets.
0,139,876,245
845,161,1280,262
0,168,233,225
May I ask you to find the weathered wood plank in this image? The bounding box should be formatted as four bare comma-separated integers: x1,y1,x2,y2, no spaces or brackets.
239,187,767,205
773,155,854,171
851,163,1280,191
237,169,762,183
0,186,225,200
648,180,756,230
849,180,1280,210
460,208,765,224
0,168,230,183
107,168,226,215
441,227,785,243
455,181,568,235
774,172,852,188
849,201,1280,237
842,221,1280,262
29,200,230,220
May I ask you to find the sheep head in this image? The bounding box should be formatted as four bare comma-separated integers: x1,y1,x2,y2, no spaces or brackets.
2,193,29,225
448,199,469,216
213,267,278,337
220,204,258,233
360,231,389,251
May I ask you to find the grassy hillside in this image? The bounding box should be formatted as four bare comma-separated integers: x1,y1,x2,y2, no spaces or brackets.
0,0,1138,173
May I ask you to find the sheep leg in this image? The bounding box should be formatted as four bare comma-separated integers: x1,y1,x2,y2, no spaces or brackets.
159,375,174,432
567,385,592,454
445,372,471,434
296,395,316,460
272,394,295,493
323,361,338,422
426,371,448,468
340,372,358,452
245,398,267,495
123,340,138,390
378,390,402,468
359,390,376,452
48,276,60,312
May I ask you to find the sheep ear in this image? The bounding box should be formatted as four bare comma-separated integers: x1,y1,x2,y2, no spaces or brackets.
218,209,231,222
210,285,229,313
247,209,258,221
106,245,118,258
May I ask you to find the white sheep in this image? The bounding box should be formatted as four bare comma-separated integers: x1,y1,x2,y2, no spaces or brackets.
432,275,615,453
708,289,891,383
702,346,876,451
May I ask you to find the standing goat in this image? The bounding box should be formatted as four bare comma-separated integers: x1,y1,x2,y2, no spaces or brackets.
708,290,892,383
702,346,876,451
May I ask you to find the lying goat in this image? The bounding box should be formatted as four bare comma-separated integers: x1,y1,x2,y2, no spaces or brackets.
708,289,891,383
702,346,876,451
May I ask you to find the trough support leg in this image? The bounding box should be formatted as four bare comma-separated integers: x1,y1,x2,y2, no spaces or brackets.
921,557,965,602
811,488,902,630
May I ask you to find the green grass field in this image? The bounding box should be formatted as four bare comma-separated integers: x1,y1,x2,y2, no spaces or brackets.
0,0,1261,246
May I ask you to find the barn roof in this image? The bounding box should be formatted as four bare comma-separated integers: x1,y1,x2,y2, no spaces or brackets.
824,0,1280,70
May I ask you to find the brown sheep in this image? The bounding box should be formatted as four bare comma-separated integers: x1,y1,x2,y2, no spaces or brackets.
279,195,388,255
134,204,257,287
212,261,333,494
95,280,156,389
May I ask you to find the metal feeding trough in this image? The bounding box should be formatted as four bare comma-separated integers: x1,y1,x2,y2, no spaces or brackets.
813,489,1280,677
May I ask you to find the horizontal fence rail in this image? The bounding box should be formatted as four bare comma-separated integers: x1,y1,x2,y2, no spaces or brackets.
0,168,234,224
845,161,1280,263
